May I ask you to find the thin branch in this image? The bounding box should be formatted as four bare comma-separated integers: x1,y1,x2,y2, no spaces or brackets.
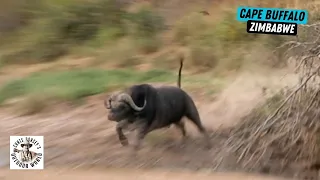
301,23,320,28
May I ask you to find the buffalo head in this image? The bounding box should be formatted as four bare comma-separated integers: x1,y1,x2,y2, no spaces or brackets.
104,92,146,122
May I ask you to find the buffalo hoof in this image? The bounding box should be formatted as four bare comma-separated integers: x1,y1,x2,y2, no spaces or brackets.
120,139,129,146
128,146,140,158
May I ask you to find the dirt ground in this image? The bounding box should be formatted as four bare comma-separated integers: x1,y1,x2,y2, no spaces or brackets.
0,70,301,179
0,168,290,180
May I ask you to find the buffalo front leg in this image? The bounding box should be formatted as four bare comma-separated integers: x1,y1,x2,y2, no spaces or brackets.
132,122,149,152
116,120,129,146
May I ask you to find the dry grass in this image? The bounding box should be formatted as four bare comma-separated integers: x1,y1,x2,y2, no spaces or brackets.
218,21,320,177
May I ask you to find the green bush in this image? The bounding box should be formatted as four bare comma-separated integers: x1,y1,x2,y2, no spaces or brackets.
213,11,258,46
0,0,43,33
190,44,218,70
56,5,101,42
88,27,125,47
129,6,165,38
125,6,165,54
45,0,127,44
136,36,162,54
1,18,70,63
173,13,208,45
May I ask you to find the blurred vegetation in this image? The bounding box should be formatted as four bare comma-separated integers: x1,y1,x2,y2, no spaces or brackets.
0,67,224,115
0,0,165,64
0,0,317,69
0,0,319,109
0,69,174,104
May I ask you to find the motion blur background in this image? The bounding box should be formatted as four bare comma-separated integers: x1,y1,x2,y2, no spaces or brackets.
0,0,319,179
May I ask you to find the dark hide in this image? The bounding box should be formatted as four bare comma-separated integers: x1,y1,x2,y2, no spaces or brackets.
115,84,212,151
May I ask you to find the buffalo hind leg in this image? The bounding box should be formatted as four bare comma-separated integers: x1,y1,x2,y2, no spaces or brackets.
186,115,212,149
185,103,212,149
174,120,187,146
116,120,129,146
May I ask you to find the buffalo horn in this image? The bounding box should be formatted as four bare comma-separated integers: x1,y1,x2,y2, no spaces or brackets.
118,93,146,111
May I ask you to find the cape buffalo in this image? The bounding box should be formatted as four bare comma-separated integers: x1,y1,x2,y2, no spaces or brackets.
104,56,212,151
